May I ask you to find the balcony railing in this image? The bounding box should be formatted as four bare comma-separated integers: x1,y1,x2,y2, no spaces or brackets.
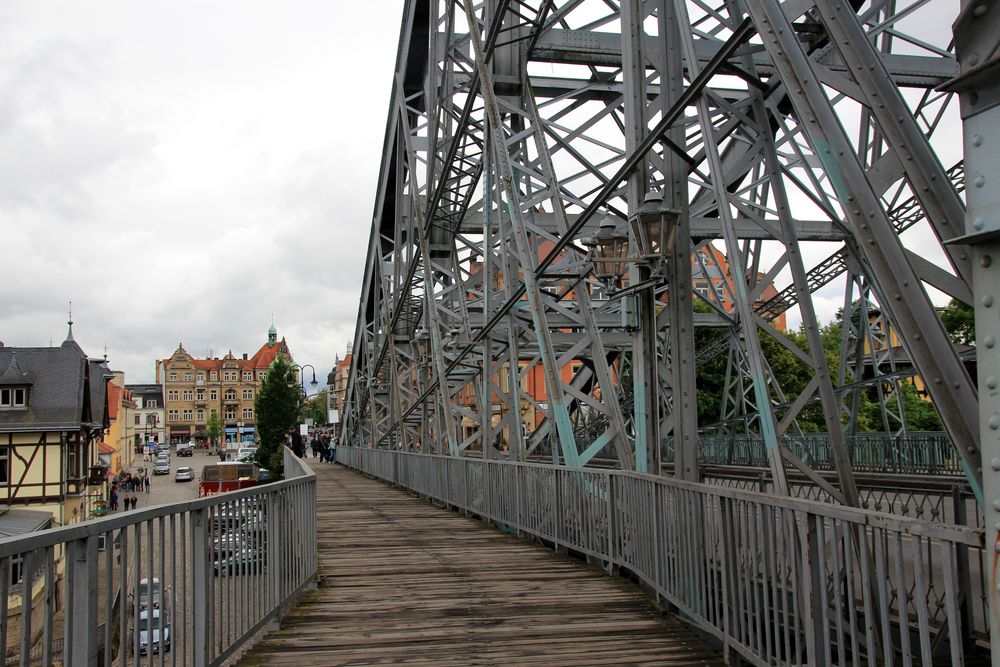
0,448,316,666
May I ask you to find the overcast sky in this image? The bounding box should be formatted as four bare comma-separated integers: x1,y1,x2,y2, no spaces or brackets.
0,2,404,387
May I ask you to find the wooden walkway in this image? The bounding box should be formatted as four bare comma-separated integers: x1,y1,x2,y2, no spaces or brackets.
237,463,724,666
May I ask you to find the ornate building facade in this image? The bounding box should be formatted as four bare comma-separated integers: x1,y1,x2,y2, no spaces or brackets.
157,325,293,445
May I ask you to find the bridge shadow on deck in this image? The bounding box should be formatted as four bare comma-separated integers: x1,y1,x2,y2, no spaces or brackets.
238,463,724,666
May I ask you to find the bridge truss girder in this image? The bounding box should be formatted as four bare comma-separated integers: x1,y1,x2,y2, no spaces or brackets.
344,0,983,508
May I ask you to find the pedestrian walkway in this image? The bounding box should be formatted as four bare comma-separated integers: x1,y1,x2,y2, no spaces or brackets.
237,463,724,666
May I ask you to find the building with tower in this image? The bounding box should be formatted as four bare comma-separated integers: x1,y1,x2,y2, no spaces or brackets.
157,325,293,446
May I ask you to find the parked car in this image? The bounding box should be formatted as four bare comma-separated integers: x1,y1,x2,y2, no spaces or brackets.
134,609,171,655
213,546,266,576
132,577,164,612
236,446,257,463
174,466,194,482
176,443,194,457
154,443,170,456
153,459,170,475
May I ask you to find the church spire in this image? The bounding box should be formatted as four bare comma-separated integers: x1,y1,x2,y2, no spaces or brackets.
64,301,75,343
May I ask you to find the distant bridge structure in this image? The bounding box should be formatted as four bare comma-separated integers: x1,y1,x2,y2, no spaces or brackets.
342,0,1000,663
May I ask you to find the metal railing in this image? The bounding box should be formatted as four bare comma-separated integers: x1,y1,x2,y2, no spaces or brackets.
663,432,960,476
340,446,985,666
0,448,316,667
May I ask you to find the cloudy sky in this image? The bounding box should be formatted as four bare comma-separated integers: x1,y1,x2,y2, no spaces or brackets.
0,2,403,386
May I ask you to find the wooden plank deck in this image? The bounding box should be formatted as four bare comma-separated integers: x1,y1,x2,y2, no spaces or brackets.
237,463,725,666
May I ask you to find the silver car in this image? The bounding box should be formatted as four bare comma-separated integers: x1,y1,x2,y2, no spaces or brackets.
134,609,171,655
174,466,194,482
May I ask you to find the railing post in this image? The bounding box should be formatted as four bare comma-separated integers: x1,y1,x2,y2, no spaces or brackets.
554,469,563,553
951,484,973,650
65,537,98,667
515,464,522,536
191,507,211,667
803,513,828,667
606,473,615,573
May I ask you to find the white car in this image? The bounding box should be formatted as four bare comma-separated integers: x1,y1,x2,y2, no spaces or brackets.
236,446,258,462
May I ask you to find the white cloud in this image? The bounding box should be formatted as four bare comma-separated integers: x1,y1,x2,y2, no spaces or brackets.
0,1,402,385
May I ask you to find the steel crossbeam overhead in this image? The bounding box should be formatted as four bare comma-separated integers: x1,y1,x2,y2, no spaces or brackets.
343,0,983,509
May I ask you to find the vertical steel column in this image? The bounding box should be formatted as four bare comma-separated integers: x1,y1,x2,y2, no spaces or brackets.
396,95,461,456
673,0,790,494
657,0,699,481
947,2,1000,662
621,0,656,473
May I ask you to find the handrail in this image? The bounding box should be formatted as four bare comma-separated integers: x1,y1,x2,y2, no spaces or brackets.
0,447,316,667
340,446,984,666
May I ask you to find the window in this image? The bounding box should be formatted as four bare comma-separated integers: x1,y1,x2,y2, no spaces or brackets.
196,391,205,401
167,390,179,401
0,448,9,485
134,414,141,425
168,409,179,421
196,373,204,382
242,371,253,381
224,408,237,420
210,371,218,381
210,389,218,400
169,373,177,382
145,398,157,409
258,372,267,383
0,387,26,407
225,389,237,401
146,414,158,426
182,390,193,401
242,389,253,401
67,443,79,479
243,408,254,420
184,373,192,382
196,409,204,421
182,409,193,421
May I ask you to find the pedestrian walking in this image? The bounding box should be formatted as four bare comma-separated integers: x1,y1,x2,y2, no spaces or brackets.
144,476,151,493
131,496,138,510
110,488,119,511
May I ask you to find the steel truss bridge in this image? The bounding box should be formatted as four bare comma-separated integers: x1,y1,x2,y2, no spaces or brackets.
343,0,1000,663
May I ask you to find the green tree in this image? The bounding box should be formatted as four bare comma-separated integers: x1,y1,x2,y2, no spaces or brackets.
254,357,300,476
940,299,975,345
305,393,327,425
206,410,223,449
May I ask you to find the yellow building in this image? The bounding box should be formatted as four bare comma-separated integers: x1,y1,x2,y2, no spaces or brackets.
158,325,293,446
104,372,136,474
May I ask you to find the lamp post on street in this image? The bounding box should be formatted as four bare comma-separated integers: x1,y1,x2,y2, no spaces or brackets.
290,363,319,426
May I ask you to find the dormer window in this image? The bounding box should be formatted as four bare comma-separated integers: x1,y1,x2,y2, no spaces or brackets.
0,387,26,408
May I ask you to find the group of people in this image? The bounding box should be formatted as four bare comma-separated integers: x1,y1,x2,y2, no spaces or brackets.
310,431,336,462
109,471,150,512
289,429,336,462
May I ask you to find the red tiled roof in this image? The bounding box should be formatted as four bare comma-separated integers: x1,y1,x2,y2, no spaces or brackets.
98,441,116,454
107,384,122,420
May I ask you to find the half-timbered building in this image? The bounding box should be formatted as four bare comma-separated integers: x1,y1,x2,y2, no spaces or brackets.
0,324,110,526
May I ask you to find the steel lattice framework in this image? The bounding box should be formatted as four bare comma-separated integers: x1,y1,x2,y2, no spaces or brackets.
343,0,994,517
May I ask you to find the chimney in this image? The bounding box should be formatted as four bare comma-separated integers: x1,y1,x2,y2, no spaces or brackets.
242,353,248,360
